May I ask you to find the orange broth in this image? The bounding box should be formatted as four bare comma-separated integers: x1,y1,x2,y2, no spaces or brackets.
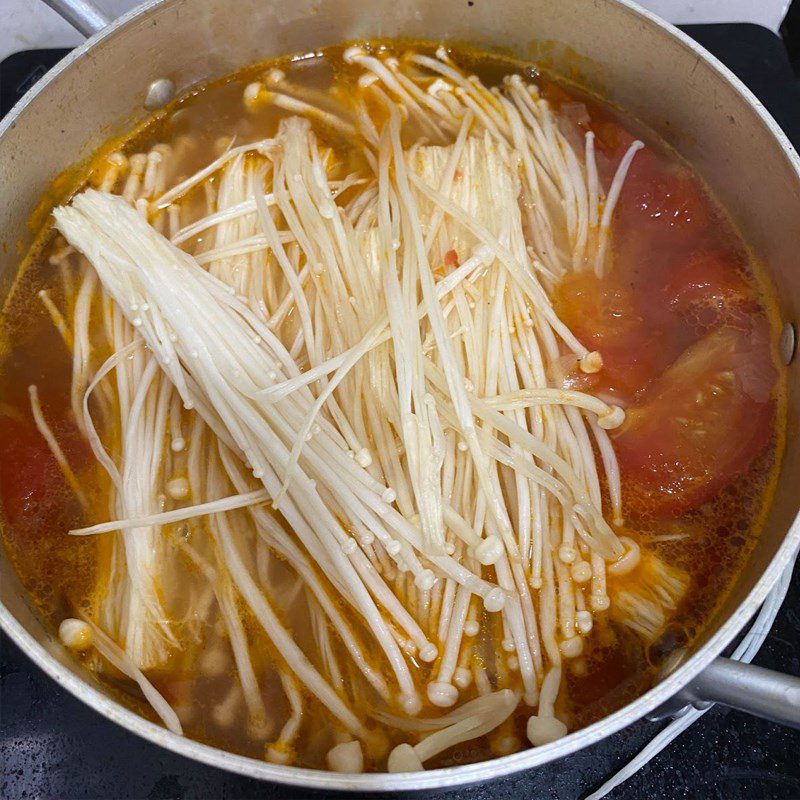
0,42,786,768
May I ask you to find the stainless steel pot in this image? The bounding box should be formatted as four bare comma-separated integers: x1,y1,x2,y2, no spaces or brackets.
1,0,799,790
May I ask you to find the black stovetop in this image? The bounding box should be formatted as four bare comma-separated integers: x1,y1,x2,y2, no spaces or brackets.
1,22,799,800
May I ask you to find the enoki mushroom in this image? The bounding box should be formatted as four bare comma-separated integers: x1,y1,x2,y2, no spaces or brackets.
41,47,690,771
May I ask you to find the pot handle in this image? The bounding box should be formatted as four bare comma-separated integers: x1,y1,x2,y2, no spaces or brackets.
40,0,111,37
652,657,800,729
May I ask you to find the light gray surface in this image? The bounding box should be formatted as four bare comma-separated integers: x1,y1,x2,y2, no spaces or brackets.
2,0,132,60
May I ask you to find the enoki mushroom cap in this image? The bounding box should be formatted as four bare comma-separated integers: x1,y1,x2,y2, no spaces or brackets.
327,740,365,773
243,82,265,109
400,691,423,716
387,743,425,773
246,715,271,741
166,476,190,500
418,642,438,663
598,404,625,430
473,534,503,566
579,350,603,374
427,681,459,707
527,714,568,746
453,667,472,689
570,561,592,583
558,634,584,659
463,620,480,637
414,569,437,591
482,587,506,612
58,618,93,651
264,743,294,764
576,609,593,634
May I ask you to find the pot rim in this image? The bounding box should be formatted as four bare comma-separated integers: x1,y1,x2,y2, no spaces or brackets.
1,0,799,790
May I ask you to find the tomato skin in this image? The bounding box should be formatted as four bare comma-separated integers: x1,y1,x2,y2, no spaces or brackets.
0,411,87,548
556,272,675,401
606,146,713,306
613,324,776,518
541,81,578,111
0,416,61,531
659,248,755,331
594,120,635,154
592,120,638,186
617,162,709,242
444,249,460,271
552,108,777,518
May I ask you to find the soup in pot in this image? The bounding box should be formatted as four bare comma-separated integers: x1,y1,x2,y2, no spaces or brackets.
0,41,785,772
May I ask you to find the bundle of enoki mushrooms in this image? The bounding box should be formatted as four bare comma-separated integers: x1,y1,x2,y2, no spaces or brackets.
36,46,689,771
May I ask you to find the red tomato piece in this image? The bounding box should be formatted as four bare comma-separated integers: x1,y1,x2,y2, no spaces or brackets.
0,410,88,540
613,324,776,518
556,272,673,401
618,164,708,238
592,119,632,151
658,248,755,333
592,119,639,186
444,249,460,271
611,158,713,301
0,415,63,530
591,128,713,322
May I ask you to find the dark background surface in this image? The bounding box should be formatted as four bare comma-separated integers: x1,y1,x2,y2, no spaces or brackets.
1,21,800,800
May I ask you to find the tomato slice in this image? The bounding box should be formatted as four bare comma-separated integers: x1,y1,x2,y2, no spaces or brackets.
0,410,88,546
592,119,639,187
556,272,677,401
603,143,713,303
591,127,714,320
611,172,710,315
613,324,777,518
617,161,709,241
0,415,61,531
658,248,756,332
